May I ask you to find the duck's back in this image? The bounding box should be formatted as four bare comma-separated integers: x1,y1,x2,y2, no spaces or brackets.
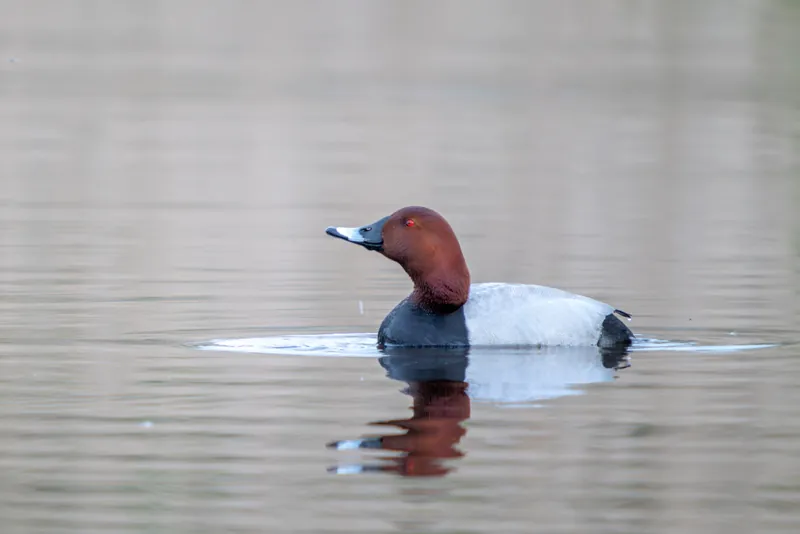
463,283,630,347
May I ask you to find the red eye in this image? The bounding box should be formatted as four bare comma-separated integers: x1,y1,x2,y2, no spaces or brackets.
405,219,415,227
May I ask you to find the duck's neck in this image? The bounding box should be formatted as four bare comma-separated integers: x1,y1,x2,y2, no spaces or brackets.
409,264,470,314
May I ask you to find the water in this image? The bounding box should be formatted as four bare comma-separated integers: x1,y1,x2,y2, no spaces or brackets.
2,1,800,532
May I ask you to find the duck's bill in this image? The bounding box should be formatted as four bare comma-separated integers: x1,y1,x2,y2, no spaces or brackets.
325,215,388,251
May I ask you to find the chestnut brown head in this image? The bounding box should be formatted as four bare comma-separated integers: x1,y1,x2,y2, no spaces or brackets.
326,206,471,311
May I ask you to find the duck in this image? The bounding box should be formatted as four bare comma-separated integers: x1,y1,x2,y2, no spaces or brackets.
325,206,633,348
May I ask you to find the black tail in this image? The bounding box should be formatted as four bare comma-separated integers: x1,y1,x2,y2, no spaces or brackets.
599,313,634,348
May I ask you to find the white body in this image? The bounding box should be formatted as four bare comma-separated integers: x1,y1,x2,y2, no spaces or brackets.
463,283,616,347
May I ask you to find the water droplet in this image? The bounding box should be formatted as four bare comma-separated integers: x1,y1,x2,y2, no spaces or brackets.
358,300,364,315
139,421,154,428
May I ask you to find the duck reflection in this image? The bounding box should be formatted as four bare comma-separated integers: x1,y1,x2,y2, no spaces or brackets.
328,347,469,476
328,345,629,477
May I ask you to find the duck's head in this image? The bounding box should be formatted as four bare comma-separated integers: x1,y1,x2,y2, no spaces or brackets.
326,206,471,311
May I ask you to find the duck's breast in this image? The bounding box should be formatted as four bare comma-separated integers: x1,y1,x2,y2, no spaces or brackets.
378,297,470,347
463,283,615,346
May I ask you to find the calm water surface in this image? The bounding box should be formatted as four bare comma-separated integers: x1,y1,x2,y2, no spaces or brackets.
1,1,800,533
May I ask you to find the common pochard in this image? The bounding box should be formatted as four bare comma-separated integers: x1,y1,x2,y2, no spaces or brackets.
326,206,633,348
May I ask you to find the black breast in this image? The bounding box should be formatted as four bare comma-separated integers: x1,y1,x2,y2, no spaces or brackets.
377,297,469,348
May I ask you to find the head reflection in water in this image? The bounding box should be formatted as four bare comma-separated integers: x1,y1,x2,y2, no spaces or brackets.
328,346,629,477
328,348,469,477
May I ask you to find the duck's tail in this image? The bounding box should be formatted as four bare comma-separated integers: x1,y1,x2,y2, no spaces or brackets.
599,312,634,348
614,308,632,319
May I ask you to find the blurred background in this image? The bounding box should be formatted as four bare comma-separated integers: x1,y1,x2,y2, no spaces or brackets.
1,1,799,533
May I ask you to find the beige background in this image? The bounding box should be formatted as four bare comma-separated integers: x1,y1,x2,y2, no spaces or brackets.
1,1,799,533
